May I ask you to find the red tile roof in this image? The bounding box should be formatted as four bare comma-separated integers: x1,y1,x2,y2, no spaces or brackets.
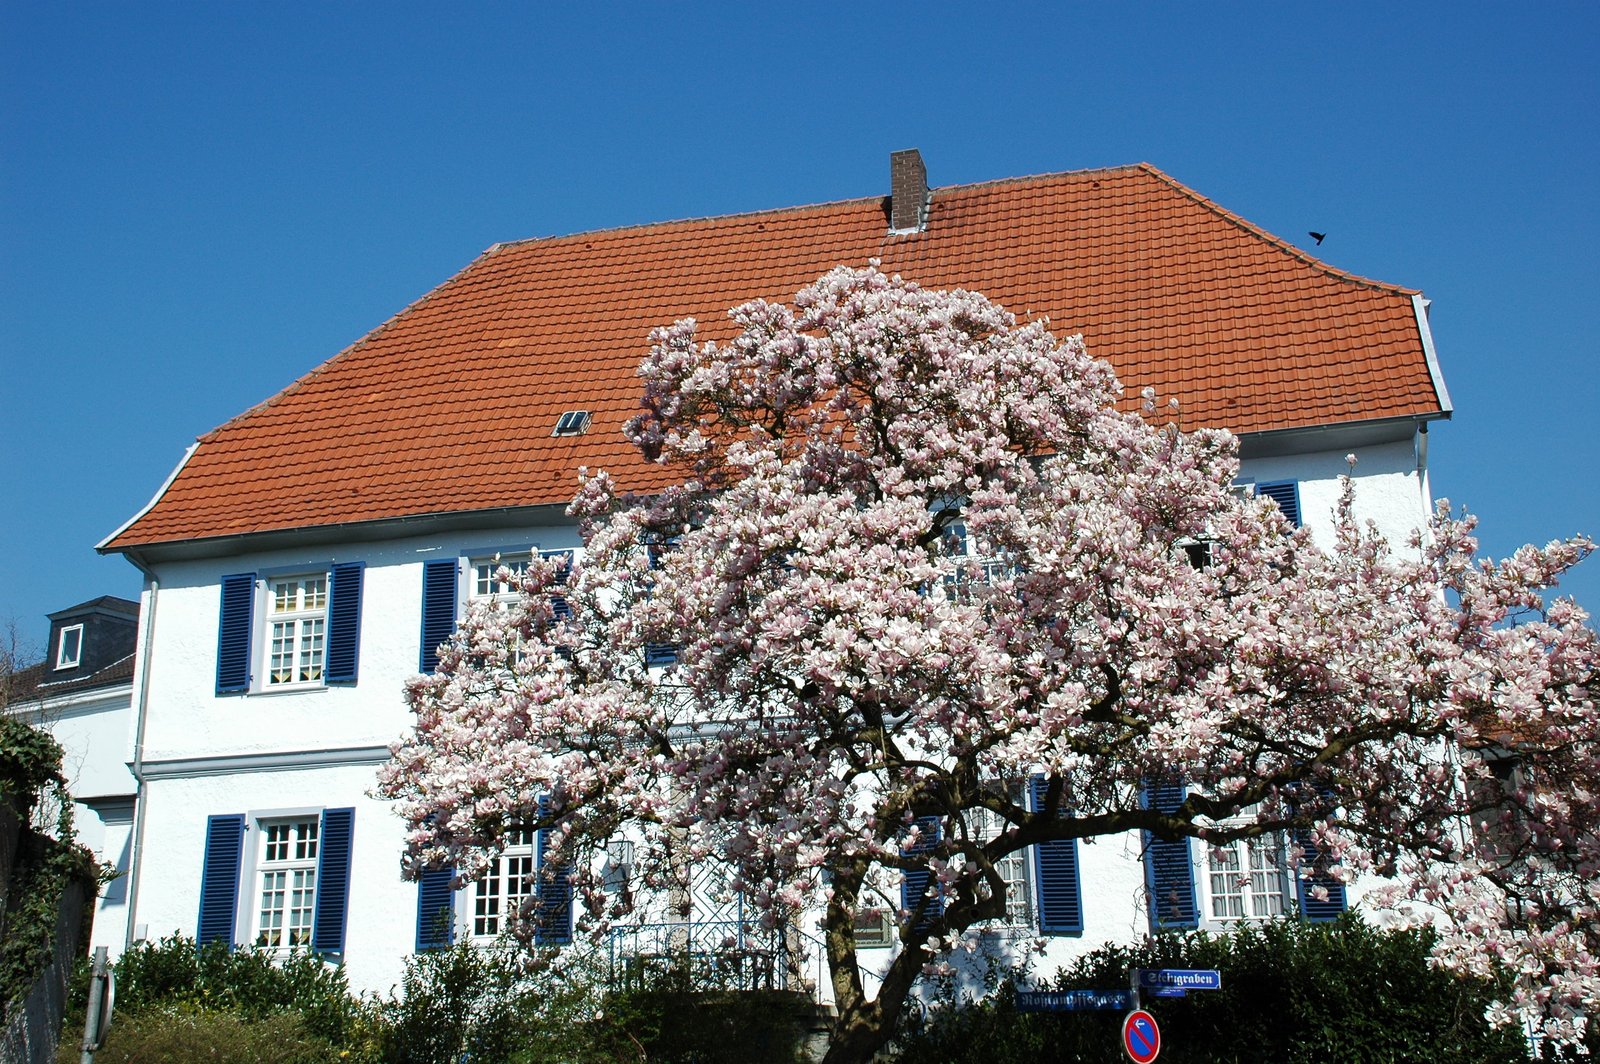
103,163,1446,551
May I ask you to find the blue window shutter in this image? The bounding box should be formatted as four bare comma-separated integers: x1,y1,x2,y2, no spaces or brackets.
414,866,456,951
419,560,459,673
534,796,573,946
216,574,255,693
312,808,355,954
1257,481,1302,528
1140,781,1199,931
1029,776,1084,935
325,563,364,683
899,815,944,931
548,550,574,620
197,814,246,947
642,536,680,667
1293,812,1349,922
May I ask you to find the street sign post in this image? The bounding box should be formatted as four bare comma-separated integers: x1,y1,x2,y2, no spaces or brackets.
1122,1009,1161,1063
1016,989,1133,1012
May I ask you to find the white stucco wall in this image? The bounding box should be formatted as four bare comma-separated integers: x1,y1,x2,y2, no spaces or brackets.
1243,439,1430,557
136,522,582,764
85,800,134,955
123,435,1431,995
134,766,417,994
32,687,136,803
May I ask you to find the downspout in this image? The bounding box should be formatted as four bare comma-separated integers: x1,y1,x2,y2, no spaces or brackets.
95,441,197,948
1415,421,1433,522
120,550,158,949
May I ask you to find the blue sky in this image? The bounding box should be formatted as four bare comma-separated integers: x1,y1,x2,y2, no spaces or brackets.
2,4,1596,652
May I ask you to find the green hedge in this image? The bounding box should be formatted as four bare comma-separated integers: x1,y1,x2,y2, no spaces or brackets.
107,936,367,1048
72,936,813,1064
888,916,1536,1064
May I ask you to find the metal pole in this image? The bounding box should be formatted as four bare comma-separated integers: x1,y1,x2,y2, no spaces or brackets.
1129,966,1142,1010
79,946,108,1064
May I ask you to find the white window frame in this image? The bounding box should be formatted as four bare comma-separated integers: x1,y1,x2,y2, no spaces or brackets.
258,573,329,690
1201,818,1293,926
852,908,895,948
250,815,320,949
54,623,84,670
969,799,1033,929
936,507,1012,599
470,551,533,604
469,828,540,940
468,547,575,604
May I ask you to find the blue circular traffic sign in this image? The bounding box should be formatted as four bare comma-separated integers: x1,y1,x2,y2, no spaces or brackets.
1122,1008,1160,1063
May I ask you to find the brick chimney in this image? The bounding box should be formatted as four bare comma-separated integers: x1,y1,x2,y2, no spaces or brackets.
889,148,928,232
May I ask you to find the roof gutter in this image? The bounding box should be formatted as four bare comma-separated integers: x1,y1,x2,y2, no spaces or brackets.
99,498,576,563
1236,411,1447,460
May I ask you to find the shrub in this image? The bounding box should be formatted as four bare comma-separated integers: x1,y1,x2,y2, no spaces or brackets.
60,1005,341,1064
106,936,368,1048
378,939,543,1064
377,938,811,1064
888,916,1535,1064
70,933,812,1063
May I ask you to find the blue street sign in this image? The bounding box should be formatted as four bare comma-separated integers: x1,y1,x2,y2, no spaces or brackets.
1146,987,1188,998
1016,989,1134,1012
1138,968,1222,991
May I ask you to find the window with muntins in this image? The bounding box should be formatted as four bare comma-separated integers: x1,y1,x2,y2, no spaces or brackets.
969,805,1032,926
1467,754,1526,863
268,576,327,686
255,818,319,948
937,511,1012,599
642,534,680,666
472,828,537,938
55,624,83,670
1205,833,1291,922
197,808,353,953
471,555,531,602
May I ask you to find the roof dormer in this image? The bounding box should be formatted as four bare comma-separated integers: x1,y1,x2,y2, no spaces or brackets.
43,596,138,685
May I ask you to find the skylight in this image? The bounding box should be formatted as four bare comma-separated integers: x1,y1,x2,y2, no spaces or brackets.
552,410,591,437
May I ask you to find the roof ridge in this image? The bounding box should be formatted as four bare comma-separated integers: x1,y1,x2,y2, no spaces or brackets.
188,162,1414,452
192,164,1154,446
1134,163,1421,297
193,245,506,446
491,163,1150,251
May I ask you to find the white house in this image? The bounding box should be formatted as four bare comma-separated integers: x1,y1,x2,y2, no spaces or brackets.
4,596,140,957
97,151,1452,996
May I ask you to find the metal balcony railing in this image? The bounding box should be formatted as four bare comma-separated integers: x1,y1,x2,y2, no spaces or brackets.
606,919,826,1000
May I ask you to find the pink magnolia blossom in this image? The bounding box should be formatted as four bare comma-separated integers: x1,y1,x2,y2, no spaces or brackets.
378,265,1598,1062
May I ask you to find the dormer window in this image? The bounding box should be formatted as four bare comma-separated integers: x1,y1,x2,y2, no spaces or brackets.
552,410,591,437
54,624,84,670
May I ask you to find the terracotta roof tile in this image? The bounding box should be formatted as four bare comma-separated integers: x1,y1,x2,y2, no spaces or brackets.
104,163,1446,550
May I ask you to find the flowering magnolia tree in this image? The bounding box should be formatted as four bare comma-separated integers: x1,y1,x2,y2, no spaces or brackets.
378,265,1598,1062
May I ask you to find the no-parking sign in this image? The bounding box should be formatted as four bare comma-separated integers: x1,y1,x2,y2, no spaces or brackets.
1122,1008,1161,1063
